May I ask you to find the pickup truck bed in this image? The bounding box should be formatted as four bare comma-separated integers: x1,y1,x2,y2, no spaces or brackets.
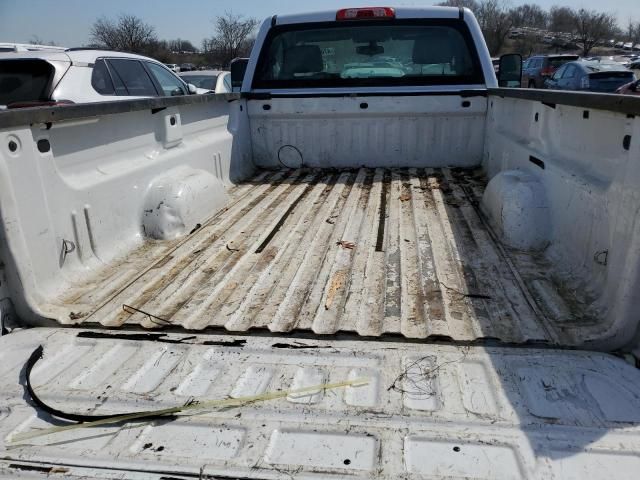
56,167,590,345
2,6,640,478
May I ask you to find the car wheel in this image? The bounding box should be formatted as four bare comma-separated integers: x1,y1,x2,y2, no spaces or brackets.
528,80,536,89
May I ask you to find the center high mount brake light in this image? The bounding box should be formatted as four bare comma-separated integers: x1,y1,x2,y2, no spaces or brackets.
336,7,396,21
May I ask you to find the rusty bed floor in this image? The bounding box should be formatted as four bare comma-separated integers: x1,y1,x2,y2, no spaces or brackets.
55,168,595,345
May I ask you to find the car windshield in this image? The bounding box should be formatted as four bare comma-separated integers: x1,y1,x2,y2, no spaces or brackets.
180,74,218,89
253,19,483,89
0,59,54,105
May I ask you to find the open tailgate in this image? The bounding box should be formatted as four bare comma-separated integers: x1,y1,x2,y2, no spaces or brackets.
1,328,640,479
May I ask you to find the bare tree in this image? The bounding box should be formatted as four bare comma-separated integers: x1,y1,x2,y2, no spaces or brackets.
512,34,540,57
475,0,514,55
628,20,640,46
436,0,479,12
440,0,512,55
91,17,119,49
90,14,156,53
510,4,548,29
203,12,258,68
573,9,617,56
29,35,57,46
549,6,575,33
144,39,172,63
168,39,197,53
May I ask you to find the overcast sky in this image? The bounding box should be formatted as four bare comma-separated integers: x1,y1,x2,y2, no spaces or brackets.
1,0,639,48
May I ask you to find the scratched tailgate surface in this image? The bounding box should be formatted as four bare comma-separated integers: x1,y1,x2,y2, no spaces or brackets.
1,328,640,479
51,168,596,345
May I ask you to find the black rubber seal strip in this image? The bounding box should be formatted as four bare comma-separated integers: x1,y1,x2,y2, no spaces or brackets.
254,179,317,254
25,345,176,423
459,7,464,19
529,156,545,169
375,171,390,252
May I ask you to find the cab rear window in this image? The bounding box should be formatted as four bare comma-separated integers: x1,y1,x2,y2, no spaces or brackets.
0,59,54,106
253,19,483,89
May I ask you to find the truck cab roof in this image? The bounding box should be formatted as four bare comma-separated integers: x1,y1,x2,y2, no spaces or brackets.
273,6,466,25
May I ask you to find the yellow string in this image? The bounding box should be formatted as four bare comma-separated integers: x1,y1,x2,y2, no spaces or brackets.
9,377,369,444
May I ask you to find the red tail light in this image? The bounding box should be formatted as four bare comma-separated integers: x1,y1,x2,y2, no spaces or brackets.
336,7,395,20
540,67,555,77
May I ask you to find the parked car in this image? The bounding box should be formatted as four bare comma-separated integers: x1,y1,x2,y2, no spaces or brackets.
522,54,579,88
179,70,232,94
165,63,180,73
179,62,196,71
0,49,200,108
616,79,640,96
544,60,635,93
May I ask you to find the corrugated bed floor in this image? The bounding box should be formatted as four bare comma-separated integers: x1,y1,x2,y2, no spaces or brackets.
59,168,594,344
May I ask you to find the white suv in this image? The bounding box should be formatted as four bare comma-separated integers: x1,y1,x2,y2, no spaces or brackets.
0,49,201,108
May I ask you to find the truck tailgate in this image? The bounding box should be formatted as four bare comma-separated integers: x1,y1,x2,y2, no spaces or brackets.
49,167,594,346
1,328,640,479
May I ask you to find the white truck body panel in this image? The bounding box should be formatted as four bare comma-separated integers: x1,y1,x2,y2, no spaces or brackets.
248,95,488,168
0,97,253,324
485,95,640,351
2,328,640,479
